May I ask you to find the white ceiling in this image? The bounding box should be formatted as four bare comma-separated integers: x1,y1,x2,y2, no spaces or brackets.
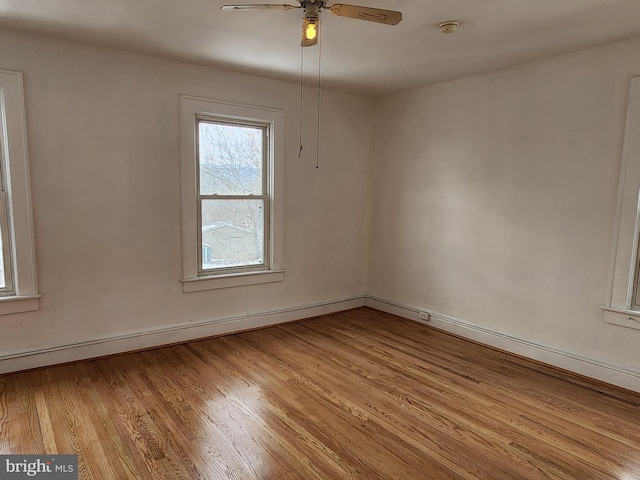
1,0,640,96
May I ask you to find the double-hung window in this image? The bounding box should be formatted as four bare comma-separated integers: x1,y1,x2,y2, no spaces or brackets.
197,117,268,272
603,76,640,330
0,69,39,314
179,96,284,292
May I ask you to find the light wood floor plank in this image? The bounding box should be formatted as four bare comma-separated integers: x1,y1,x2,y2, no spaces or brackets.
0,376,9,453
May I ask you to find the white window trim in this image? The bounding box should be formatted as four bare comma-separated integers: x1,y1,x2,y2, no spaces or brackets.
602,76,640,330
0,69,39,314
179,96,284,292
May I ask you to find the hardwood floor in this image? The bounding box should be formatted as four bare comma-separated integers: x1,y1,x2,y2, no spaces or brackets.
1,307,639,479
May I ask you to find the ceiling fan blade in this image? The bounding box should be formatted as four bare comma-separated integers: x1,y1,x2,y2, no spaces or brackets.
221,4,300,11
328,4,402,25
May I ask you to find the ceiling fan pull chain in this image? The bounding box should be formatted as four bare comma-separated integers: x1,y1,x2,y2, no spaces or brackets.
298,45,305,158
315,26,322,169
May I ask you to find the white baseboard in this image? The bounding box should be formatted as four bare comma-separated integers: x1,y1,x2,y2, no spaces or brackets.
365,295,640,393
7,293,639,394
0,295,366,374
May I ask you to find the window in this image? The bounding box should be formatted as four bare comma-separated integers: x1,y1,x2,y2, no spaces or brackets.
197,118,267,272
602,76,640,330
632,236,640,310
0,193,12,291
179,96,284,292
0,69,39,314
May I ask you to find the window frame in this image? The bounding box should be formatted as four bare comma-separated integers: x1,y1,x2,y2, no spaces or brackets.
0,69,39,314
602,76,640,330
196,116,269,275
179,96,284,292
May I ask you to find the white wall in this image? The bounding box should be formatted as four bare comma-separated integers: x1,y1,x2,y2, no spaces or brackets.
369,38,640,387
0,29,371,370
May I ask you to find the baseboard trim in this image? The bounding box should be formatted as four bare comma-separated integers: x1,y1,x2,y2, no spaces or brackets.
0,295,366,374
365,295,640,393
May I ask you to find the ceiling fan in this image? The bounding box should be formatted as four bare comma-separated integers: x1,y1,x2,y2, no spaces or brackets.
221,1,403,47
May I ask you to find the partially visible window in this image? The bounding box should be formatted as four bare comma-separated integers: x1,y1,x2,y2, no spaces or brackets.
0,69,39,314
632,235,640,310
602,76,640,329
179,96,284,292
0,192,13,291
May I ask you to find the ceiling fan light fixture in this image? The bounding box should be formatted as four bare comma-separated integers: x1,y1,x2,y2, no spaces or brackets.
301,16,319,46
301,3,321,46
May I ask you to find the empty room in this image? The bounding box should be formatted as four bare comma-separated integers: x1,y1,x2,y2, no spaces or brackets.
0,1,639,478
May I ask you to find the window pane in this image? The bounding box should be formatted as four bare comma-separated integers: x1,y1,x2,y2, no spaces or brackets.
0,230,4,289
201,199,264,270
198,121,263,195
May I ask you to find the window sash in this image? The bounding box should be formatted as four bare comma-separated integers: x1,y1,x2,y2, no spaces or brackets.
197,195,269,275
633,261,640,310
631,199,640,310
0,191,13,293
196,117,268,197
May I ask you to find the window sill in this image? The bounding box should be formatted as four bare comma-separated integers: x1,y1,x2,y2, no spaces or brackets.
600,305,640,331
0,294,41,315
181,269,285,293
